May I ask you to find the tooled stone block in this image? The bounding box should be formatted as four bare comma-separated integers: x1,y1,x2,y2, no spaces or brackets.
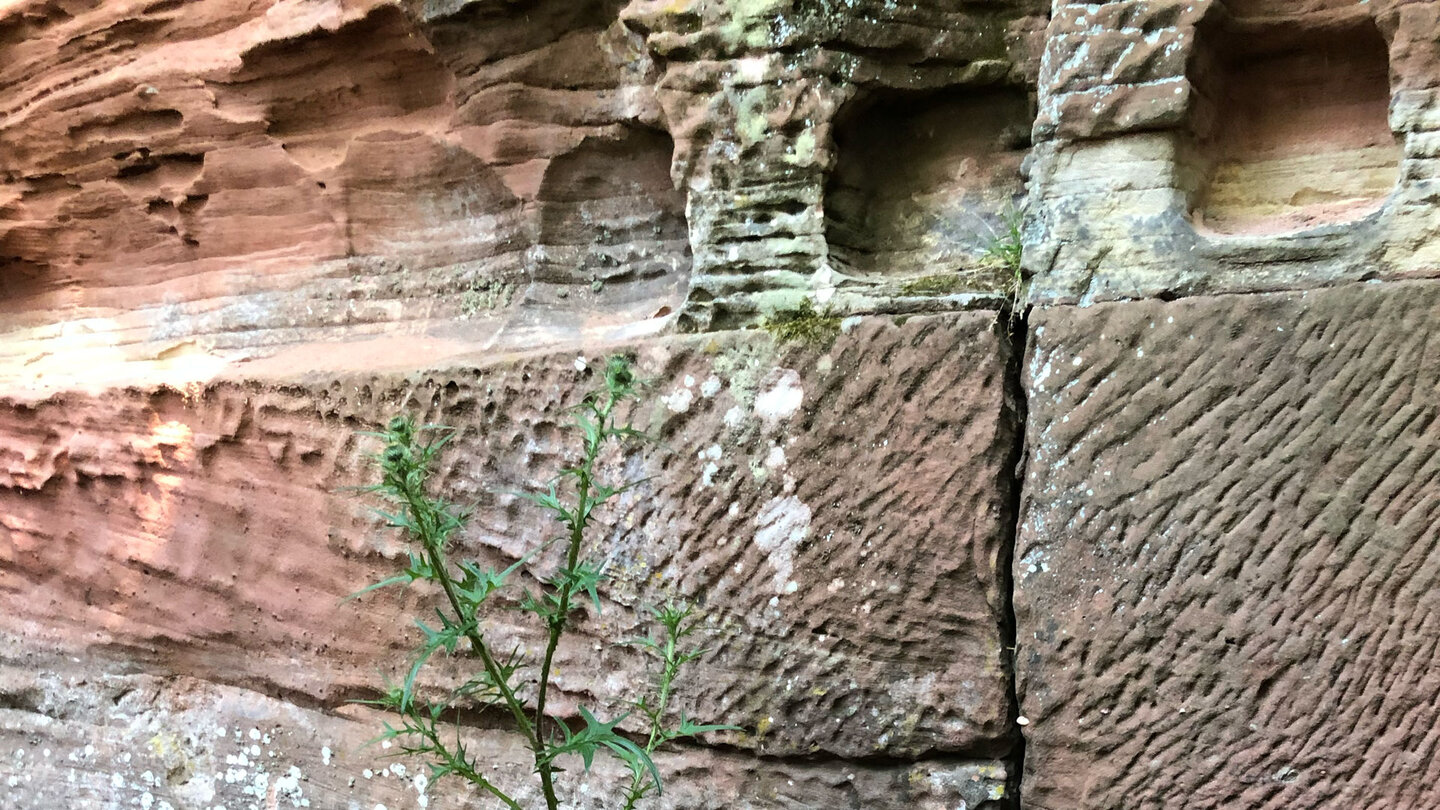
1016,281,1440,809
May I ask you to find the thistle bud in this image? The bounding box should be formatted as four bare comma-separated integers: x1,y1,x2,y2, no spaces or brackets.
387,416,411,439
606,356,635,389
382,444,409,468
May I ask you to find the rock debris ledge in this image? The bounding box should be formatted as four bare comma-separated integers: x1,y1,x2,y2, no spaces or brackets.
1016,280,1440,809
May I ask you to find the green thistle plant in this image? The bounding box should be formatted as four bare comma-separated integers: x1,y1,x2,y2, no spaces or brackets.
348,356,733,809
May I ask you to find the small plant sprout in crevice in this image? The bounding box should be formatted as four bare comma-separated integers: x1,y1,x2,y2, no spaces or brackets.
980,205,1023,278
894,203,1027,309
347,355,733,809
980,204,1026,318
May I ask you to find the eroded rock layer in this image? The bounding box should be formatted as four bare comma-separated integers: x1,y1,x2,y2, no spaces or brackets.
0,0,687,387
0,655,1009,810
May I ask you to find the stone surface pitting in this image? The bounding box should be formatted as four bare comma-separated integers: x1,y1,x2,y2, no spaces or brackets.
1015,280,1440,809
0,314,1019,771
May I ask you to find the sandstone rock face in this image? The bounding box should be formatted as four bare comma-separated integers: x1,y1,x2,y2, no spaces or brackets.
0,0,1047,387
8,0,1440,808
625,0,1048,328
0,314,1022,806
1016,281,1440,808
1,1,1045,807
0,655,1009,810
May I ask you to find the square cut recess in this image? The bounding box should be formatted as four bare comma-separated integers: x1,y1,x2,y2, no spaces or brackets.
1189,14,1400,235
824,87,1030,285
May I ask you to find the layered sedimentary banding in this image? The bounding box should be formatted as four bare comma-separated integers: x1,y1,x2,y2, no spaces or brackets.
0,0,689,389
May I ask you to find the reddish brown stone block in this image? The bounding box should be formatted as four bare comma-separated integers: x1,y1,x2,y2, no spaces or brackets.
1016,281,1440,809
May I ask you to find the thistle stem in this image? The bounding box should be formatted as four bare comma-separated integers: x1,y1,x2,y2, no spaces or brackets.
533,394,614,809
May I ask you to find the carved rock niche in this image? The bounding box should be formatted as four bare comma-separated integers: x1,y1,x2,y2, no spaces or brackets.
824,87,1031,286
1187,4,1401,235
521,126,690,325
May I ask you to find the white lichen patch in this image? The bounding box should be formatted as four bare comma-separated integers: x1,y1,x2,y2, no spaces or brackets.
661,387,693,413
723,405,746,427
754,369,803,428
763,444,787,470
1020,546,1051,579
886,672,939,705
752,494,812,594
